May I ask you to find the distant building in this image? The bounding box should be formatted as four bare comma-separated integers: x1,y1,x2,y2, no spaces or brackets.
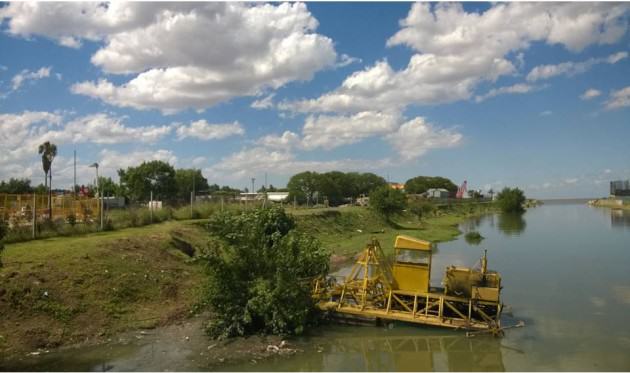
266,192,289,202
238,192,289,202
610,180,630,197
389,182,405,190
426,188,450,199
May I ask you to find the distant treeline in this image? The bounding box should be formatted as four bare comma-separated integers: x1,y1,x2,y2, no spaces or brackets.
1,160,464,206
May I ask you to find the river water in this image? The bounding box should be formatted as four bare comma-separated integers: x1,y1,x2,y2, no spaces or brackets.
4,202,630,371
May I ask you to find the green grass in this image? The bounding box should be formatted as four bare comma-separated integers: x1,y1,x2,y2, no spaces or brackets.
4,201,256,244
0,200,497,358
291,203,497,256
0,220,208,358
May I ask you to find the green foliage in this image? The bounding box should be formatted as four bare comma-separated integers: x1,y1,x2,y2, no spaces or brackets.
369,185,407,219
203,207,330,338
118,160,177,203
496,187,526,213
464,231,484,245
38,141,57,184
93,176,124,198
287,171,320,205
405,176,457,195
175,169,209,200
408,199,436,220
0,178,33,194
287,171,386,206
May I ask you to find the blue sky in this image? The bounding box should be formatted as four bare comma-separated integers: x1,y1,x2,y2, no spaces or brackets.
0,2,629,198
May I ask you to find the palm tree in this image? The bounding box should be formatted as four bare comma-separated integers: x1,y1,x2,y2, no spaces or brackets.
38,141,57,219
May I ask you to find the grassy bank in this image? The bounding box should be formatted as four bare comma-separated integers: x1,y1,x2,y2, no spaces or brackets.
0,221,208,359
292,203,497,257
0,200,496,361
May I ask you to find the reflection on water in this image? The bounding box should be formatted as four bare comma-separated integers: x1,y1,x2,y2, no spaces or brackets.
610,208,630,229
318,331,505,372
226,326,506,372
496,213,526,236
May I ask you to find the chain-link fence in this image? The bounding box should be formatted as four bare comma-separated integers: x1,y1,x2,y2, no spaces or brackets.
0,193,100,227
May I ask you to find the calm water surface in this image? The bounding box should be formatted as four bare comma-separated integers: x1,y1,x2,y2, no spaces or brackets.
5,203,630,371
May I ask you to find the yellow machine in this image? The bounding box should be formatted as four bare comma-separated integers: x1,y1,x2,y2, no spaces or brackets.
313,235,503,334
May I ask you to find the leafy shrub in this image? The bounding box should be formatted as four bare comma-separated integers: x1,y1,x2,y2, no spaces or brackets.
496,187,526,213
203,206,330,338
408,200,435,220
369,185,407,219
464,231,484,245
66,213,77,226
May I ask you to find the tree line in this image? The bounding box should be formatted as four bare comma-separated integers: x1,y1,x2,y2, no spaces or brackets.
286,171,388,206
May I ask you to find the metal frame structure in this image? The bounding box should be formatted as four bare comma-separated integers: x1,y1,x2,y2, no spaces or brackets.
0,193,100,226
313,236,503,334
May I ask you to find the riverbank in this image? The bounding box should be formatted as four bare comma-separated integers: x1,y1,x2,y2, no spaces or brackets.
0,221,208,361
0,202,497,364
588,197,630,210
293,203,498,259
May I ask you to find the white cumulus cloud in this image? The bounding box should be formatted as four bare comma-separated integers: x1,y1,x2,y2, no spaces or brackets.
11,66,52,91
301,111,401,150
284,3,630,114
581,89,602,100
475,83,540,103
175,120,244,141
526,52,628,82
385,117,462,161
0,3,340,113
605,86,630,110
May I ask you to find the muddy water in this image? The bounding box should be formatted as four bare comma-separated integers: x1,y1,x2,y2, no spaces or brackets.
4,203,630,371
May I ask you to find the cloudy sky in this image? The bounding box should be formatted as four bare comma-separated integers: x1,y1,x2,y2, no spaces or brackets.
0,2,629,198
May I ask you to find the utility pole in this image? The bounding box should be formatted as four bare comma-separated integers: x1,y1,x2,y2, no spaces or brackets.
264,172,267,190
251,177,255,195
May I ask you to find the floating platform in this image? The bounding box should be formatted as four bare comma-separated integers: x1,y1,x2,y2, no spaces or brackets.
313,236,503,334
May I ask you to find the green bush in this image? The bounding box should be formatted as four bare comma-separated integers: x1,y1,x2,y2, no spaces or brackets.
202,206,330,338
496,187,526,213
408,200,435,220
464,231,484,245
369,185,407,219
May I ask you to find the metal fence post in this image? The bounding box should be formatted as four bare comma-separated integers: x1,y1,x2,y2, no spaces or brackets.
32,193,36,238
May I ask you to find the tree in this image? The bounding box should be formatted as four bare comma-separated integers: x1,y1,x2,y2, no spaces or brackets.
175,169,209,200
90,177,123,198
317,172,345,206
203,207,330,338
496,187,526,213
0,178,33,194
287,171,320,205
118,161,177,203
405,176,457,195
369,185,407,219
350,172,388,197
38,141,57,219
